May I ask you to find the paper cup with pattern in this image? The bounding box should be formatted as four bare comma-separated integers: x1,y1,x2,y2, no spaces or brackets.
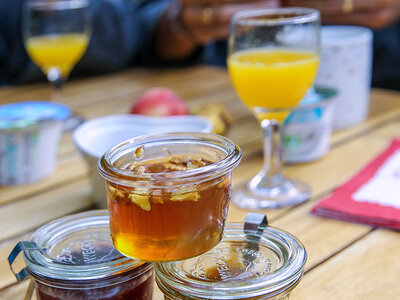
315,26,373,130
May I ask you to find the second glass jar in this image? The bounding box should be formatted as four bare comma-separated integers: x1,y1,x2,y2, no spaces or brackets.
155,216,307,299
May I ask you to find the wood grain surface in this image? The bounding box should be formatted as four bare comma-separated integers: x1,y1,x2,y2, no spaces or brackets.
0,66,399,299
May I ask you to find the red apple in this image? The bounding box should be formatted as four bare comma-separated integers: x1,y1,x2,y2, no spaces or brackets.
130,88,189,116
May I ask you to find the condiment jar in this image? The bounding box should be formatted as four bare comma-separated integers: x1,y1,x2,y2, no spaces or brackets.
282,86,337,163
155,213,307,300
98,132,242,262
0,101,71,185
8,210,154,300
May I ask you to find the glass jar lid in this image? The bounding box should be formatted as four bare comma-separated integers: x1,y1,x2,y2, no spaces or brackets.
155,213,307,299
9,210,150,288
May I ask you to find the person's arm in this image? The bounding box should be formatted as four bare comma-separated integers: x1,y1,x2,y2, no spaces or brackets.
135,0,201,65
152,2,199,61
150,0,280,63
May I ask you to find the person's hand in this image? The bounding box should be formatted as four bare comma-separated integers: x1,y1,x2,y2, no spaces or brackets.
154,0,280,61
283,0,400,30
177,0,280,44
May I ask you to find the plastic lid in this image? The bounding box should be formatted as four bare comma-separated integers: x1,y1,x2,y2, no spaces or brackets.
298,86,337,106
0,101,71,129
22,210,148,287
155,219,307,299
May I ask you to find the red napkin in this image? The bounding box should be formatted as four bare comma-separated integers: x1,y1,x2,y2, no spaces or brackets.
312,139,400,230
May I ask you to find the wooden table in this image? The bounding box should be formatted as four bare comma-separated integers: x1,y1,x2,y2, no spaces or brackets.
0,66,400,299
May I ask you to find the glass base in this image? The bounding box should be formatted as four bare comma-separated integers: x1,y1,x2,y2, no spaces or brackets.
233,173,311,210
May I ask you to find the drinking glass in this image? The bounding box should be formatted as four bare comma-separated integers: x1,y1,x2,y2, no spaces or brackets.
23,0,90,91
228,8,320,209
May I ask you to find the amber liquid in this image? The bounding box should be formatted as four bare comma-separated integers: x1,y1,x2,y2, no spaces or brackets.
107,155,231,262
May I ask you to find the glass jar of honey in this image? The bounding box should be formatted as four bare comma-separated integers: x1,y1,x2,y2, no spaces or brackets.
155,213,307,299
98,132,242,262
8,210,154,300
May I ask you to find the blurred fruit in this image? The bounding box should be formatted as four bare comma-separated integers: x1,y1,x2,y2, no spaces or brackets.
197,103,233,135
130,88,189,116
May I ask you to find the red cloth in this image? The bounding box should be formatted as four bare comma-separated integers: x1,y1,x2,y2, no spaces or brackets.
311,139,400,230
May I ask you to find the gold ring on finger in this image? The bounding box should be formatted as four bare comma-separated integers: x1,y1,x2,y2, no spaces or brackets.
342,0,354,14
201,7,214,26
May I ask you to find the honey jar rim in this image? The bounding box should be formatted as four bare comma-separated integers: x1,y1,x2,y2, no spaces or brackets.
21,210,151,288
155,222,307,299
98,132,242,188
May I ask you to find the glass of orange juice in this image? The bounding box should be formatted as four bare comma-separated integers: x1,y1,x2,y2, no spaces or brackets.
228,8,320,209
23,0,90,92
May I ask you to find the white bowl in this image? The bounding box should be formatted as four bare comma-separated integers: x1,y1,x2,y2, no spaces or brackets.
73,114,213,207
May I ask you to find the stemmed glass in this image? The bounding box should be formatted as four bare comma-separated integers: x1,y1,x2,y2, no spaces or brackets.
228,8,320,209
23,0,91,92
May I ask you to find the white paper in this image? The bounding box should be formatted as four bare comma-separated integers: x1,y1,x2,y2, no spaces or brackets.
352,150,400,208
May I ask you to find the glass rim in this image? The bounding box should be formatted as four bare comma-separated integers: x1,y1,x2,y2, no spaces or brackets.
26,0,89,10
97,132,242,188
22,210,151,288
155,222,307,299
232,7,320,26
249,86,336,114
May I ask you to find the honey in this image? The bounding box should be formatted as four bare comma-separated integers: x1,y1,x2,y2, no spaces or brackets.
107,154,231,261
98,133,242,262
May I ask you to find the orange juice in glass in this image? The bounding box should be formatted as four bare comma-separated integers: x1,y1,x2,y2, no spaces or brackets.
228,49,319,122
26,33,89,78
228,8,320,209
23,0,90,92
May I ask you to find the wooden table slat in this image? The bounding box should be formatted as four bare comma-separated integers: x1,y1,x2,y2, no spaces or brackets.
296,229,400,299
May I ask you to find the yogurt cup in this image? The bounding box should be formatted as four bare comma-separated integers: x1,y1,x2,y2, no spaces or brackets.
0,101,71,184
72,114,213,208
282,87,337,163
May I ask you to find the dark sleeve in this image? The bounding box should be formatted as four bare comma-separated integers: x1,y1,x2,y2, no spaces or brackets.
0,0,33,85
372,23,400,90
137,0,171,38
75,0,145,74
0,33,9,84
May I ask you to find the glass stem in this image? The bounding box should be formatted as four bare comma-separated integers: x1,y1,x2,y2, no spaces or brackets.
47,67,64,102
248,119,284,192
261,119,283,185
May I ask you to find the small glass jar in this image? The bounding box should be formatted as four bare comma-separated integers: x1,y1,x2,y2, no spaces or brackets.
8,210,154,300
98,132,242,262
155,213,307,299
